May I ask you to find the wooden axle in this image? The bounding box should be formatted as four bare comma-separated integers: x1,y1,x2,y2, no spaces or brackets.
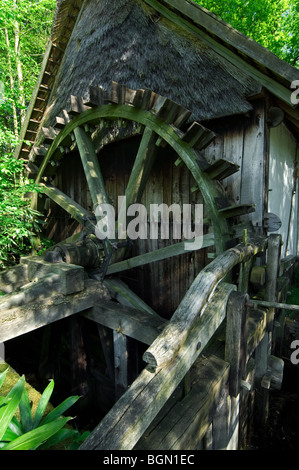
44,238,104,269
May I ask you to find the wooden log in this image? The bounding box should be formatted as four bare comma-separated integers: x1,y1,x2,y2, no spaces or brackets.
143,238,267,371
225,291,248,397
79,282,235,450
0,280,109,343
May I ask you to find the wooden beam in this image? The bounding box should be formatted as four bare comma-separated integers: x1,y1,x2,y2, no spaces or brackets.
74,126,110,209
143,238,267,371
113,331,128,400
106,234,215,275
123,126,159,208
79,282,234,450
265,234,282,331
40,183,96,234
0,280,109,343
135,355,229,450
0,265,28,294
225,291,248,397
103,277,158,317
23,256,85,295
82,301,166,345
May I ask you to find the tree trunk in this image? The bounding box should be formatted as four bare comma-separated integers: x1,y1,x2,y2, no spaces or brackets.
4,27,19,139
14,14,26,124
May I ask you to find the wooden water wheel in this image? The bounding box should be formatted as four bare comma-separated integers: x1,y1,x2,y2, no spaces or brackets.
29,82,255,310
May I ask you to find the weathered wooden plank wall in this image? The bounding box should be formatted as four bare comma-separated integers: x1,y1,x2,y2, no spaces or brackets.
202,101,267,231
268,122,298,256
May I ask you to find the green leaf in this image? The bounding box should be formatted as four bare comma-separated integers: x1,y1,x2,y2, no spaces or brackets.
0,397,11,409
19,387,33,432
41,395,80,425
0,368,9,389
36,428,80,450
1,426,19,443
1,417,72,450
0,376,25,440
8,416,22,437
32,379,54,428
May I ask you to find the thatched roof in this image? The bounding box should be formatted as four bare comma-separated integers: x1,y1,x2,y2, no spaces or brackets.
46,0,260,126
16,0,299,160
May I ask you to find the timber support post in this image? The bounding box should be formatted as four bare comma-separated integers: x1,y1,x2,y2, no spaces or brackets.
254,233,282,430
225,291,249,398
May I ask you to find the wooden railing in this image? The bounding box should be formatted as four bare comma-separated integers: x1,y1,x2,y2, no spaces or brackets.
79,234,291,450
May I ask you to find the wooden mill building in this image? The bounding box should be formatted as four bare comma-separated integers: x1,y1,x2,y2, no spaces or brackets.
3,0,298,450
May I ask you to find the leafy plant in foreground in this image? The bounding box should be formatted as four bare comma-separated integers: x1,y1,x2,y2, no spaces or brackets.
0,368,88,450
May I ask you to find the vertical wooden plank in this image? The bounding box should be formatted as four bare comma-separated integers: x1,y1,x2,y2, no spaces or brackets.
240,101,266,230
211,390,229,450
225,291,248,397
113,331,128,400
268,123,298,255
223,124,244,204
265,233,282,334
97,325,114,382
70,316,89,397
254,330,269,429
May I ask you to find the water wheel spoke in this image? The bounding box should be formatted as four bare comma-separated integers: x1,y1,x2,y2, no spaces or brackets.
106,233,215,275
74,126,110,208
41,183,96,234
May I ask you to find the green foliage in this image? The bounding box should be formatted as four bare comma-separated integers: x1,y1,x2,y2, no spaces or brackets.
0,367,88,450
0,1,56,268
0,0,56,137
194,0,299,68
0,153,43,269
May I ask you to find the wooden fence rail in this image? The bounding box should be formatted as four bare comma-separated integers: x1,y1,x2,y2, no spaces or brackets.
80,235,278,450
